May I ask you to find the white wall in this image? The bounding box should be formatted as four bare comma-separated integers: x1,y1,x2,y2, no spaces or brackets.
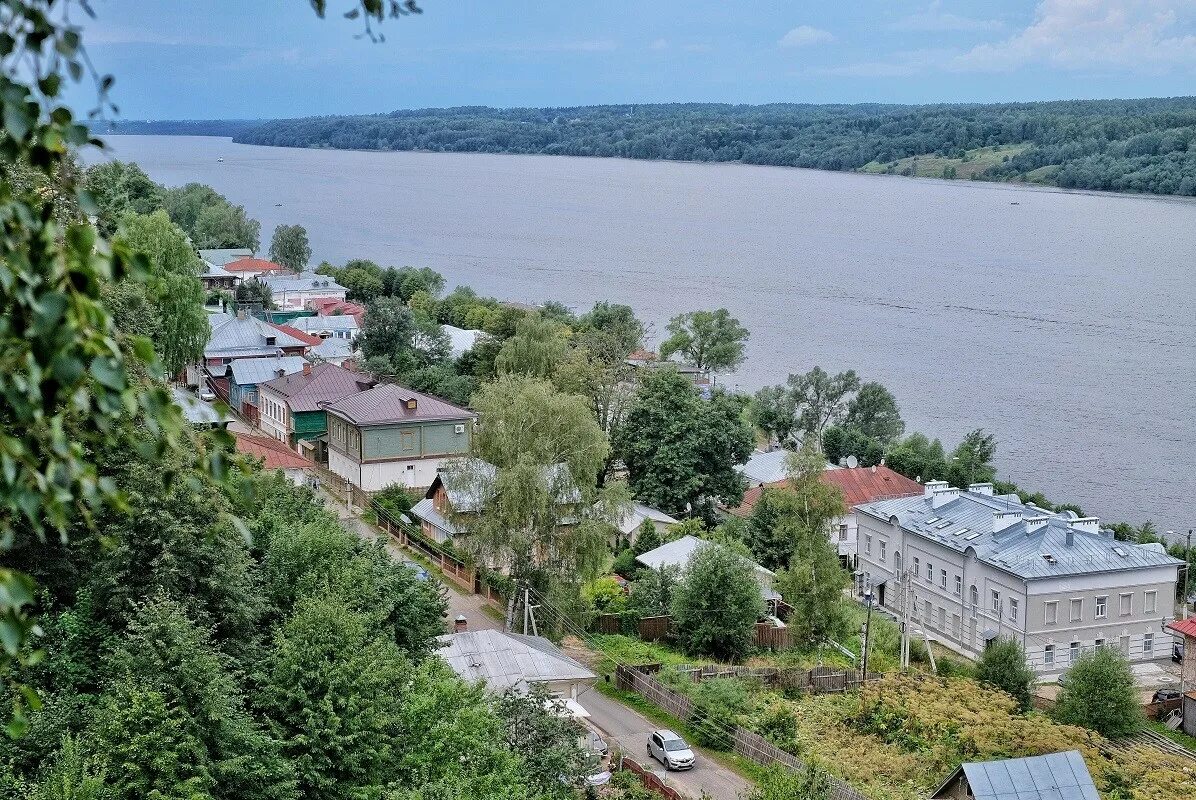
329,448,446,492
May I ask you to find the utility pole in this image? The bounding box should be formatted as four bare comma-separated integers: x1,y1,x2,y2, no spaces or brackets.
897,572,909,671
861,588,875,678
523,585,531,635
1183,529,1192,620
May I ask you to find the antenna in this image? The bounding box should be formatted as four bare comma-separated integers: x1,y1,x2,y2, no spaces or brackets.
846,455,859,469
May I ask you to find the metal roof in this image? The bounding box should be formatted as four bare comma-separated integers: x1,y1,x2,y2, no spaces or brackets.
323,382,474,426
198,248,253,267
309,338,355,361
289,314,359,333
411,497,459,536
205,313,310,358
858,489,1183,580
435,629,596,694
442,324,485,357
259,363,375,412
934,751,1099,800
739,449,791,485
611,501,680,536
261,271,347,294
635,535,780,601
229,356,308,387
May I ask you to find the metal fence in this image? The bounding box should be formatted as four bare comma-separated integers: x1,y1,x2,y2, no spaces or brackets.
616,664,872,800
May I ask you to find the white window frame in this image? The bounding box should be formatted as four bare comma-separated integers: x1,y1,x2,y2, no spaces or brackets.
913,556,920,577
1044,601,1058,625
1043,644,1054,666
1069,641,1081,663
864,534,872,556
1119,593,1132,617
1144,632,1154,655
940,569,947,589
925,561,933,581
954,575,962,596
879,540,887,563
1095,595,1108,619
1008,597,1018,623
991,589,1001,614
1145,591,1157,614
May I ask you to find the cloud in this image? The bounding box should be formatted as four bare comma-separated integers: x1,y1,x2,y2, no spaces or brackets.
649,38,669,51
952,0,1196,72
779,25,835,48
891,2,1003,32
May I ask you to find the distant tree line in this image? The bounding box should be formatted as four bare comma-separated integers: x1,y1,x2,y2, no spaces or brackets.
206,98,1196,196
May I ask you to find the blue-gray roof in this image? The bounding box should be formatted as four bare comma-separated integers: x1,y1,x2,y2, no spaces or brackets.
260,271,347,294
205,313,309,359
289,315,359,334
229,356,308,387
858,487,1183,581
935,751,1099,800
435,629,596,694
198,248,253,267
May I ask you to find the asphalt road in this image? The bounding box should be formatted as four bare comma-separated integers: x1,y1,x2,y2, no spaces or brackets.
339,501,751,800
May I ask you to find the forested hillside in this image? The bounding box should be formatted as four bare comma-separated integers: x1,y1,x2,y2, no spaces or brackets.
228,98,1196,195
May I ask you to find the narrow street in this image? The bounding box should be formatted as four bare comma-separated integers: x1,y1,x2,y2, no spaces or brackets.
334,496,752,800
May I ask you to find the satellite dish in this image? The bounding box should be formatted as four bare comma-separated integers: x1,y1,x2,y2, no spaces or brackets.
846,455,859,469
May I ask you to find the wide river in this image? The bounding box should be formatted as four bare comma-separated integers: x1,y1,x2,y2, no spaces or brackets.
99,135,1195,535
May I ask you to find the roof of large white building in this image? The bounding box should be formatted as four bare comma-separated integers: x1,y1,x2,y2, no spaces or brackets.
857,482,1183,581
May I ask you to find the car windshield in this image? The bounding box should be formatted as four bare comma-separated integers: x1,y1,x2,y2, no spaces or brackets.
663,738,689,752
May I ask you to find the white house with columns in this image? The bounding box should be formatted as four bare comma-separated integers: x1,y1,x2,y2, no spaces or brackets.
853,480,1182,676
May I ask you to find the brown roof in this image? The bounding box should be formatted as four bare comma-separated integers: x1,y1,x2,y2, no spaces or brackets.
323,382,474,426
728,465,924,518
235,433,312,470
269,322,322,347
259,362,376,413
225,257,287,273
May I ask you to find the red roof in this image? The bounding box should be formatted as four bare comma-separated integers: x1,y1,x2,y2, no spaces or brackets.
269,322,322,346
1166,618,1196,639
234,432,312,470
727,465,924,518
308,298,366,318
225,257,287,273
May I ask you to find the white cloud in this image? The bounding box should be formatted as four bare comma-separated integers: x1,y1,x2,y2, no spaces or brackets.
891,2,1003,32
952,0,1196,72
779,25,835,48
649,38,670,51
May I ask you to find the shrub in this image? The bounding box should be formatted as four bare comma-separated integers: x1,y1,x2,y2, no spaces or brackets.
671,543,763,662
612,547,638,579
374,484,415,521
689,678,750,750
1054,646,1142,738
582,577,627,614
975,638,1034,712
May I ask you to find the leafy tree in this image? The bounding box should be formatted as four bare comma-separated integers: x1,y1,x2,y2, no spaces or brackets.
628,564,680,617
30,733,108,800
495,313,568,378
494,685,586,798
446,375,616,594
842,382,905,444
114,210,208,375
102,280,164,345
947,429,998,488
671,542,764,661
269,224,311,272
582,577,626,614
975,638,1035,713
1054,646,1142,737
632,519,661,555
821,424,884,467
234,277,273,310
82,160,163,235
658,308,749,373
359,297,450,378
617,368,753,516
748,762,832,800
787,367,861,448
885,432,949,482
748,385,797,444
193,200,261,250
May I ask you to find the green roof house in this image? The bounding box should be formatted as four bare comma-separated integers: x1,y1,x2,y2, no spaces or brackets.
258,362,376,463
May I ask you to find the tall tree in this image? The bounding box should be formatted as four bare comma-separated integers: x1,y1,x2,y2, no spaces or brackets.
495,313,568,378
975,638,1036,713
658,308,749,373
114,210,208,376
82,161,163,236
748,384,798,445
947,429,998,488
842,382,905,444
671,542,763,662
268,224,311,272
359,297,450,377
193,201,261,251
787,367,861,448
493,686,587,799
616,368,753,517
1054,646,1142,738
235,278,273,310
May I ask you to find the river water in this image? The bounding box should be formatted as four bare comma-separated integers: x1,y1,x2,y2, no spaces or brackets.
97,135,1196,534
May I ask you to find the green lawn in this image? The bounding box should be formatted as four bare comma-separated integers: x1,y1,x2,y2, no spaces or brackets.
859,144,1029,181
1146,719,1196,752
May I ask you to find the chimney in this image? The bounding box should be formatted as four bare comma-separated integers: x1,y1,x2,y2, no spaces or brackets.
924,479,949,498
302,362,312,377
1071,517,1100,535
1025,515,1050,534
968,482,995,496
236,308,247,320
453,614,467,633
993,510,1022,533
1065,528,1075,548
275,368,285,378
931,486,960,508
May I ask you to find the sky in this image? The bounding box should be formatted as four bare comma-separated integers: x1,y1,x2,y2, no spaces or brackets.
68,0,1196,119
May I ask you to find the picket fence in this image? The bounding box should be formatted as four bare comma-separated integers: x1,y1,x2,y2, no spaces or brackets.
616,665,872,800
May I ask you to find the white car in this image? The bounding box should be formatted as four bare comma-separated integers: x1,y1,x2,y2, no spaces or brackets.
198,386,216,402
647,729,695,771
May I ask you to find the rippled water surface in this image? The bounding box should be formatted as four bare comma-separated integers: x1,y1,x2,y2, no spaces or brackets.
101,136,1196,533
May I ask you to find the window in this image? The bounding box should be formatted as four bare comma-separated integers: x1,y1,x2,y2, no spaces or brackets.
1044,644,1055,666
924,600,931,621
970,586,979,617
1009,598,1018,623
1045,601,1058,625
940,569,947,589
839,524,848,541
952,614,961,639
913,557,920,577
1145,591,1157,614
926,561,933,581
1094,638,1105,649
937,607,946,629
1095,596,1107,619
1070,641,1081,663
879,541,887,563
1119,593,1132,616
991,589,1001,614
954,575,962,596
864,535,872,556
1070,598,1082,622
1144,633,1154,655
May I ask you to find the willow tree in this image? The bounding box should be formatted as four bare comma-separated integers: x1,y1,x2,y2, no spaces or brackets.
445,375,624,606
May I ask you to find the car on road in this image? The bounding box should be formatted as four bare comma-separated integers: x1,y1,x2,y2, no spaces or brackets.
647,729,695,771
198,386,216,402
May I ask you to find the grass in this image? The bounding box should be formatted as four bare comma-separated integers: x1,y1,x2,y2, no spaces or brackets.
588,634,697,680
1146,719,1196,751
595,681,768,784
858,144,1029,181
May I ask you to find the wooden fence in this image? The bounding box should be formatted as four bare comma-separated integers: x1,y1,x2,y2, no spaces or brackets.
591,614,673,640
616,665,872,800
369,499,477,592
754,621,790,651
656,662,882,694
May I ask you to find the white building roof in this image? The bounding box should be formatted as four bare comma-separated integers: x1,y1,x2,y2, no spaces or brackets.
204,313,310,359
198,248,253,267
739,449,791,485
435,629,596,694
443,324,485,358
261,271,347,295
289,314,360,335
610,501,680,537
635,535,779,601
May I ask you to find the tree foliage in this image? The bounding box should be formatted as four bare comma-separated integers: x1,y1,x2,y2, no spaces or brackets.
268,224,311,272
974,638,1035,713
658,308,749,373
671,542,763,661
1054,646,1142,738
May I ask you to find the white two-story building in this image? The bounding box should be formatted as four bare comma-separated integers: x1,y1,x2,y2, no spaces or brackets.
855,481,1182,676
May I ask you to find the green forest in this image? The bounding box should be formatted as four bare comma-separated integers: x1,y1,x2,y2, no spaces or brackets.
185,97,1196,195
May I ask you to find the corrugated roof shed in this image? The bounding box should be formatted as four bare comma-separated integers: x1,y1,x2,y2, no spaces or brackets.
434,629,596,694
933,751,1100,800
323,382,474,426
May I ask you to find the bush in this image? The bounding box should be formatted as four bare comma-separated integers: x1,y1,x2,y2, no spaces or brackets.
582,576,627,614
1054,646,1142,738
689,678,750,750
975,638,1034,712
612,547,638,579
374,484,415,521
671,543,764,662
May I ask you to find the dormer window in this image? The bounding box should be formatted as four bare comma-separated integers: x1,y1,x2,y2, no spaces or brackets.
406,399,417,409
265,335,276,346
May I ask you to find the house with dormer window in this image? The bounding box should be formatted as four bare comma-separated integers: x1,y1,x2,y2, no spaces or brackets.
854,481,1182,676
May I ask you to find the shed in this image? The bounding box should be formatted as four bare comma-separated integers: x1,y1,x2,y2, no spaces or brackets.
435,628,596,700
931,751,1099,800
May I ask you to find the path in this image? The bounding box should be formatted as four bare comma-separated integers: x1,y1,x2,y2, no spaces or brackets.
325,493,751,800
